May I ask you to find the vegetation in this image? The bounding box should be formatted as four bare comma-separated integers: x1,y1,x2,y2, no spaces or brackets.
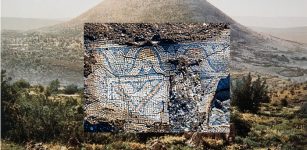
232,73,270,113
46,79,60,95
1,71,306,149
64,84,79,95
232,103,306,150
1,70,83,142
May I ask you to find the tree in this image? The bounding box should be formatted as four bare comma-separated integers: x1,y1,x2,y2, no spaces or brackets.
232,73,269,113
46,79,60,95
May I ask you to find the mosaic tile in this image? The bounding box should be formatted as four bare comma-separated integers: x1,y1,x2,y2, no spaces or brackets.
84,23,230,133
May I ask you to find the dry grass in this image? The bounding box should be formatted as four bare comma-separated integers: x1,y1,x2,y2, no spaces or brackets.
43,143,68,150
202,138,224,147
1,141,24,150
160,135,186,145
270,82,307,104
127,142,146,150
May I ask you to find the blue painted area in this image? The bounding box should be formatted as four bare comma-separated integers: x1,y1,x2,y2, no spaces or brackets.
138,68,145,75
212,75,230,110
84,120,116,132
216,75,230,94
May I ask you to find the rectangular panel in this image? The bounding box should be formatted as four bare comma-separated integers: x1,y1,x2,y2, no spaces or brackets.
84,23,230,133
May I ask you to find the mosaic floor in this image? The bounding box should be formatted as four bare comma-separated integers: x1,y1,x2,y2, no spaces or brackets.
84,23,230,133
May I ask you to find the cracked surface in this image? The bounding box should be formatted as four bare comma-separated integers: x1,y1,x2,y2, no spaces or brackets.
84,23,230,133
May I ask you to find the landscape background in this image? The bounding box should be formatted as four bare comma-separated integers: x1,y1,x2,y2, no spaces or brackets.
1,0,307,149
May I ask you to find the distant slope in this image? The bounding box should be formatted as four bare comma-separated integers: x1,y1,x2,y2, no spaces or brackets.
1,17,66,31
250,26,307,44
233,16,307,28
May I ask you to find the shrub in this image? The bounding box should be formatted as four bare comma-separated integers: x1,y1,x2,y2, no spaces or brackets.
38,85,45,93
280,98,288,107
232,73,269,113
1,71,84,142
46,79,60,95
64,84,79,95
13,79,30,89
1,70,19,139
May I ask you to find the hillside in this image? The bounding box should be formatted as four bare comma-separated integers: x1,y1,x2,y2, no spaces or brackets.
233,16,307,28
61,0,234,25
1,17,65,31
250,26,307,44
2,0,307,85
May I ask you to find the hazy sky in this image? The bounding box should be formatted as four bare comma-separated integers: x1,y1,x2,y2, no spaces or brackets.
208,0,307,17
1,0,307,19
1,0,103,19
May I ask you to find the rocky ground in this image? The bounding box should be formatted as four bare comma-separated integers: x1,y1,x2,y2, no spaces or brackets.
84,23,229,46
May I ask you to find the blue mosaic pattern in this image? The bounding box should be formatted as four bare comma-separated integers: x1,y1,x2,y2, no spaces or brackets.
84,27,230,133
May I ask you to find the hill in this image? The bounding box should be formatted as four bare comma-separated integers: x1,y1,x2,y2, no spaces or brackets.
233,16,307,28
1,0,307,85
250,26,307,44
1,17,66,31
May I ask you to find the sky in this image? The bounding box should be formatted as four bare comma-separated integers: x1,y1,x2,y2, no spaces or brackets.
208,0,307,18
1,0,103,19
2,0,307,19
208,0,307,27
1,0,307,28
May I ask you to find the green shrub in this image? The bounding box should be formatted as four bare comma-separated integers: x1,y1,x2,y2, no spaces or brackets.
1,71,83,142
64,84,79,95
13,79,30,89
232,73,269,113
46,79,60,95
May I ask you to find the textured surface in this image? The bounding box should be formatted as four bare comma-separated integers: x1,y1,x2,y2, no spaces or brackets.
84,23,230,133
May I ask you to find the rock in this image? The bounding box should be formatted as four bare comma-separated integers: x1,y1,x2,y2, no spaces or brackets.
84,23,229,46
